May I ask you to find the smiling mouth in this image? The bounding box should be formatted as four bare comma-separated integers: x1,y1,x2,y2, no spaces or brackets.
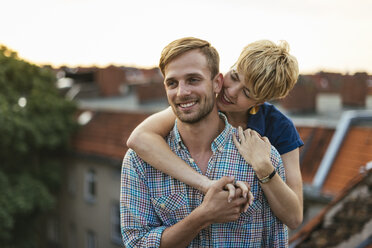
179,101,196,108
222,93,233,104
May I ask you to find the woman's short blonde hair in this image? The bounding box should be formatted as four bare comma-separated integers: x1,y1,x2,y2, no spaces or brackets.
236,40,299,102
159,37,220,79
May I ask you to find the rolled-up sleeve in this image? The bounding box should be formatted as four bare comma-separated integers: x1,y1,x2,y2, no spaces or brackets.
120,150,166,247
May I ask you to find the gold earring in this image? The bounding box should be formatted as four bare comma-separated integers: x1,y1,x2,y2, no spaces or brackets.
249,105,259,115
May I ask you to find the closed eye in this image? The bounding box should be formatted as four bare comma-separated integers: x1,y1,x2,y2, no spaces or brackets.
243,88,251,98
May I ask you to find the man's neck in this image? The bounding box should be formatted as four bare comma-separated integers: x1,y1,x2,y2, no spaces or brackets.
177,109,225,174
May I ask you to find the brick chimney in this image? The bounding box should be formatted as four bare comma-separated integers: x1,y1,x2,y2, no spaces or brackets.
341,73,368,107
280,75,316,114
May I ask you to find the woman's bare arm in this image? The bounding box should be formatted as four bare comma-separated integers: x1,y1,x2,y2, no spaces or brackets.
127,107,212,193
233,127,303,229
279,150,303,227
127,107,253,205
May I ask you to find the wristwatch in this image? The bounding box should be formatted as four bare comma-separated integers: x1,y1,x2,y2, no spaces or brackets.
257,169,276,184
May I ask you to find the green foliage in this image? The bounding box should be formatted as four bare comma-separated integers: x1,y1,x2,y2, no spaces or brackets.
0,45,77,247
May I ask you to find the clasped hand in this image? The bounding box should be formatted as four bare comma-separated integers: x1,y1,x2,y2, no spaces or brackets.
200,176,253,224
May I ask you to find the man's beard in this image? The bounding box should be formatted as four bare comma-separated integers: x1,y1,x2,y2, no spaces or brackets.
172,95,215,124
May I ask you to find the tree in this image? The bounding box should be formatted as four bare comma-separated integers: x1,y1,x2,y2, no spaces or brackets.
0,45,77,247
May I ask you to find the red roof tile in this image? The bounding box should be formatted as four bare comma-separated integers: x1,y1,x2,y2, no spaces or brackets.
322,126,372,195
72,110,150,160
297,126,334,184
295,125,372,196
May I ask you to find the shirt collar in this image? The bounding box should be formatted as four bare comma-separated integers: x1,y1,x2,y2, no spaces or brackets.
171,112,233,153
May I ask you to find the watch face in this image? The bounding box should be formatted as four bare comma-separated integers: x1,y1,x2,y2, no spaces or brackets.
261,178,269,183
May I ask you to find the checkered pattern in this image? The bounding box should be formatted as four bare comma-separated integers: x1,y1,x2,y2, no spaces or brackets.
120,113,288,247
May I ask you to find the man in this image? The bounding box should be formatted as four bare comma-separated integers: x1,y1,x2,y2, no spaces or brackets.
120,37,287,247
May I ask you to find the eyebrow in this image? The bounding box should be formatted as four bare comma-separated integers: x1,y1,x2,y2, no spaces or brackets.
165,73,204,82
185,73,204,78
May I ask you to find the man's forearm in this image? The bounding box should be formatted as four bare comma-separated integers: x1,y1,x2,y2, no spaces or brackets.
160,207,210,248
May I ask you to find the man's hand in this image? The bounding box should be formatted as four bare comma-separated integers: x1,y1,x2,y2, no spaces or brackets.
203,178,253,212
197,177,250,225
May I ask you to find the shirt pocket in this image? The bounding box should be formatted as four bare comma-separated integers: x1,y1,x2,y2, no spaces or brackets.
151,193,189,226
231,199,263,229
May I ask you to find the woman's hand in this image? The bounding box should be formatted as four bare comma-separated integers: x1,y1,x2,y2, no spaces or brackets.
233,126,273,178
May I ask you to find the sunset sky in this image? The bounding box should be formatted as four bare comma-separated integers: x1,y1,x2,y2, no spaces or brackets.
2,0,372,74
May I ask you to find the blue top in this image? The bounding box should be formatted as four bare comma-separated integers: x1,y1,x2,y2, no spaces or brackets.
247,102,303,155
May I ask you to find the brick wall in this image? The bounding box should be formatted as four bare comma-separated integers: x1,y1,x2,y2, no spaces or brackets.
72,110,150,160
95,66,126,97
341,73,368,107
280,75,317,113
136,82,166,103
281,72,370,113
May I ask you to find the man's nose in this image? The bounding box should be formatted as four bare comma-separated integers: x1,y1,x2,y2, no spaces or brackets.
177,82,191,96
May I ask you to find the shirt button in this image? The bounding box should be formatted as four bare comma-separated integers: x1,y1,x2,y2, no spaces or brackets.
160,203,165,209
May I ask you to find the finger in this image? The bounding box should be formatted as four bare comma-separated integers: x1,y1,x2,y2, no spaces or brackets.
235,181,248,199
224,183,236,203
252,129,261,138
238,126,246,142
243,201,250,213
249,129,260,138
243,191,254,212
248,191,254,206
214,176,235,190
243,128,252,138
234,196,249,209
232,135,240,148
262,136,270,144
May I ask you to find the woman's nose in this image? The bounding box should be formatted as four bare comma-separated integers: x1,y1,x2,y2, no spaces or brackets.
227,84,241,98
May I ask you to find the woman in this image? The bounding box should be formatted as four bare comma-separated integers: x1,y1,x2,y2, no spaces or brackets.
127,40,303,229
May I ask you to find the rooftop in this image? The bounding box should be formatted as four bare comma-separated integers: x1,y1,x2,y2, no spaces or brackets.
77,91,168,113
290,168,372,248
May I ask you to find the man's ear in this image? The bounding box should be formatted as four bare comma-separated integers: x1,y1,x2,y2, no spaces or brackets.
213,73,223,94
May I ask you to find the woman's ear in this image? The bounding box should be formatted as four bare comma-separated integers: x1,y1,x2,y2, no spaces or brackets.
213,73,224,94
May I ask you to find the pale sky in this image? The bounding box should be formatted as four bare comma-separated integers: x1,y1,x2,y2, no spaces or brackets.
2,0,372,74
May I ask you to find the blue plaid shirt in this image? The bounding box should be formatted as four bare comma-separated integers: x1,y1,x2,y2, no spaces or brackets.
120,114,288,247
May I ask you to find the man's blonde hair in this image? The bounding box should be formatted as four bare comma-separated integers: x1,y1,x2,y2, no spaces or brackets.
236,40,299,102
159,37,220,79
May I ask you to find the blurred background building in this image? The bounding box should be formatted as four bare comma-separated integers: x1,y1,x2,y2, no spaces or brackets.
45,65,372,247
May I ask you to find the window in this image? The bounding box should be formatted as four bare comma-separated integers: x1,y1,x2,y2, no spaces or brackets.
85,169,96,203
111,203,122,245
86,230,97,248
